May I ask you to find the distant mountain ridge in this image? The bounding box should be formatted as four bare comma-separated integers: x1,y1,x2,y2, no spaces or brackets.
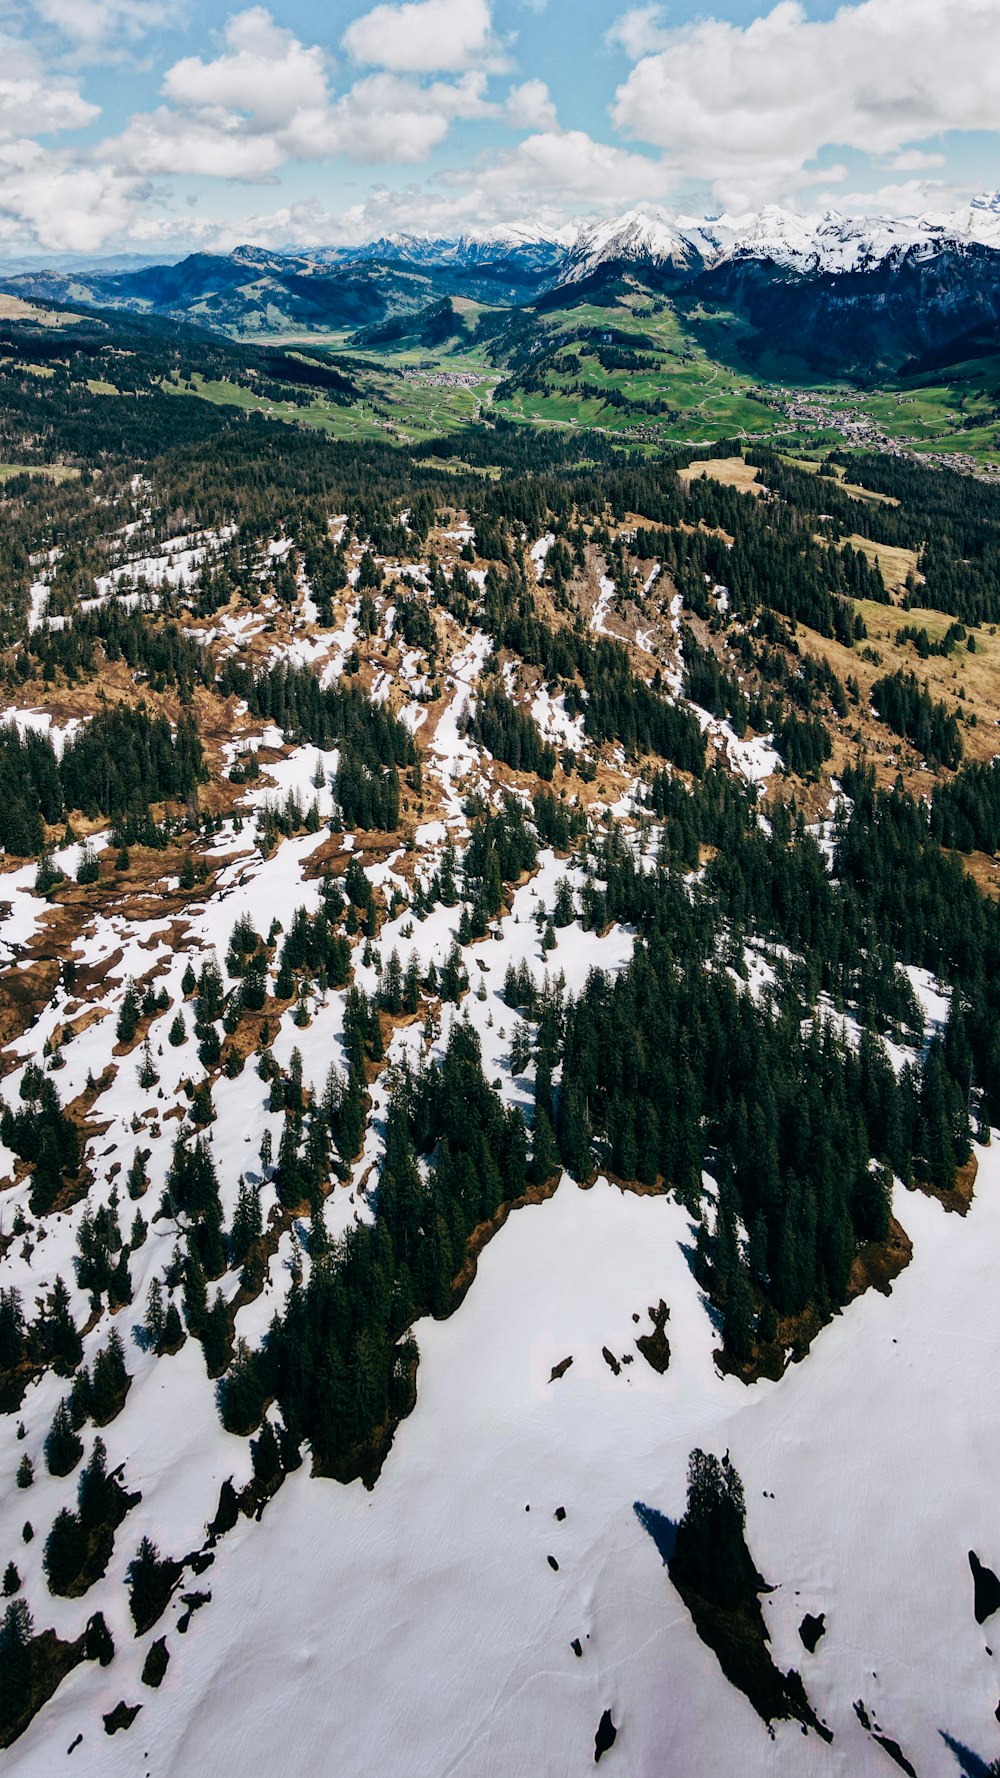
4,195,1000,375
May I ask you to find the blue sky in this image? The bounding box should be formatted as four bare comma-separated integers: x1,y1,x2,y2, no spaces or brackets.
2,0,998,258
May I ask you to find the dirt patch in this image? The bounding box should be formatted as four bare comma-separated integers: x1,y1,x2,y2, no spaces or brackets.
636,1299,671,1374
914,1152,978,1217
103,1701,141,1735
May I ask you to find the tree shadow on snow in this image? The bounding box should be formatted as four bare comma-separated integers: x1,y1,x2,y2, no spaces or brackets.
677,1228,725,1334
634,1501,678,1566
940,1730,998,1778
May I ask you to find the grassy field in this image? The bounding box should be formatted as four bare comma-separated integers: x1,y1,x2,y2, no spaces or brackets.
163,363,494,445
0,462,80,482
153,289,1000,468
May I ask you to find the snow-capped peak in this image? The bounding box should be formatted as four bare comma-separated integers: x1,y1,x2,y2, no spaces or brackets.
206,193,1000,284
566,206,705,280
559,195,1000,280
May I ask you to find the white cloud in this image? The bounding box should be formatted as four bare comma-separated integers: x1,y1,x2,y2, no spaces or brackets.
0,35,99,138
504,79,556,132
101,8,498,179
312,71,496,162
605,5,670,60
342,0,507,74
0,140,149,251
28,0,183,49
885,150,946,173
109,108,288,179
450,127,671,211
162,8,329,128
807,175,963,218
611,0,1000,209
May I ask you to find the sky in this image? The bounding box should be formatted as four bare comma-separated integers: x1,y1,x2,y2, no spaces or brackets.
1,0,999,261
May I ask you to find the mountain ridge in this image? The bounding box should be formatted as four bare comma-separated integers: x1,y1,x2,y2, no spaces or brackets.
3,193,999,377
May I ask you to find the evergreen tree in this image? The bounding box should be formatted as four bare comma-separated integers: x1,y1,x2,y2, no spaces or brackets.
44,1399,83,1477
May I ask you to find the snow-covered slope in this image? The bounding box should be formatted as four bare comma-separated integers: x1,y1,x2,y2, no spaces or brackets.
11,1157,1000,1778
5,476,1000,1778
560,194,1000,282
565,207,709,281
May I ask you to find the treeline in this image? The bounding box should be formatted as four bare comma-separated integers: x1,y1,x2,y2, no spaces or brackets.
219,1022,530,1479
826,451,1000,625
548,941,962,1352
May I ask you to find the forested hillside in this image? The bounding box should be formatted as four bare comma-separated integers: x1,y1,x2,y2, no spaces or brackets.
2,310,1000,1778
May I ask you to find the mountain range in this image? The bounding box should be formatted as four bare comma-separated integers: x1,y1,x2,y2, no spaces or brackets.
5,194,1000,376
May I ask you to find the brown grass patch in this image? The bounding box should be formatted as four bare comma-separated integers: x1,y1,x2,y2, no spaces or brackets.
727,1216,913,1385
963,851,1000,897
679,458,764,496
842,535,919,596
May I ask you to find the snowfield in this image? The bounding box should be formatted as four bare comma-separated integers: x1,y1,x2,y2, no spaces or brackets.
9,1153,1000,1778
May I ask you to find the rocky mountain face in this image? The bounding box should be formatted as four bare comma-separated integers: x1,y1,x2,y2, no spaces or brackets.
699,242,1000,376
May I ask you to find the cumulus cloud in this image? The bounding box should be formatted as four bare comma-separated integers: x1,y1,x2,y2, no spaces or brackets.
0,35,99,138
342,0,507,74
504,79,556,132
162,8,328,126
102,8,499,179
317,71,496,162
449,127,671,211
0,140,149,251
611,0,1000,208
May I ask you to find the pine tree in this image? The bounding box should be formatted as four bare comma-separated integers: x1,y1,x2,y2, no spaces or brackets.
201,1292,231,1375
68,1367,91,1430
127,1536,178,1634
161,1301,184,1353
0,1597,33,1736
670,1448,757,1610
182,1249,208,1335
230,1178,263,1269
44,1399,83,1477
77,1437,113,1530
126,1147,149,1198
43,1507,88,1595
46,1276,82,1375
138,1039,158,1090
90,1328,129,1425
116,979,141,1046
144,1276,165,1349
